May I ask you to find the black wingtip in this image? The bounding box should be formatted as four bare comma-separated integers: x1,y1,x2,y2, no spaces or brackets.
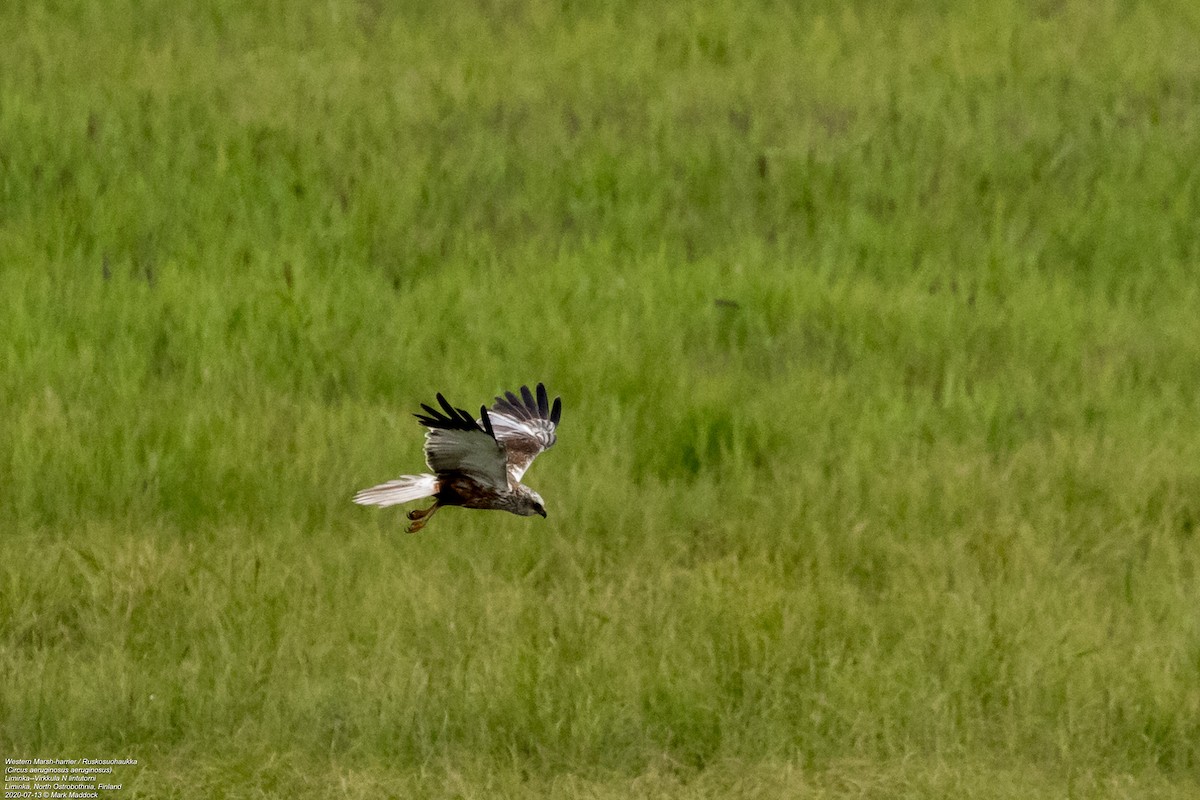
489,384,561,426
415,391,490,434
502,390,527,419
479,405,494,437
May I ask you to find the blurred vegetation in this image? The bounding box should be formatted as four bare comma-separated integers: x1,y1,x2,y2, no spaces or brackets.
1,1,1199,797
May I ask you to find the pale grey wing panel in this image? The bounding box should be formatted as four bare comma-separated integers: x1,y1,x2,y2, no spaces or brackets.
423,427,509,490
414,392,509,491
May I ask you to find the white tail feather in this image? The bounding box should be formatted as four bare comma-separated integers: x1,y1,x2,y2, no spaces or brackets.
352,474,438,507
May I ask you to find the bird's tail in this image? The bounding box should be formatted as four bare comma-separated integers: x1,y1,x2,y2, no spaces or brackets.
352,474,439,507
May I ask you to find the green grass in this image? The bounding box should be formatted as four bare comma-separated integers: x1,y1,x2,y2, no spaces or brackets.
3,0,1200,796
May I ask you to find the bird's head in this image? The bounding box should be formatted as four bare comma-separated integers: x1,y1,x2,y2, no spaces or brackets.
515,487,547,518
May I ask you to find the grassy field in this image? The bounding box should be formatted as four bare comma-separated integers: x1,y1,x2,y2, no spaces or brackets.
3,0,1200,796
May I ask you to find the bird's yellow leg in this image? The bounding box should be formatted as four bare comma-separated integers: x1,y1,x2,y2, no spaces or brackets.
405,502,440,533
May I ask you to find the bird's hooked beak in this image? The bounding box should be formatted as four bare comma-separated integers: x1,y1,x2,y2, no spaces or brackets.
538,507,547,518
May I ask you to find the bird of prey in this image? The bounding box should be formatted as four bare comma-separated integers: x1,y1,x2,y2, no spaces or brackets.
353,384,562,532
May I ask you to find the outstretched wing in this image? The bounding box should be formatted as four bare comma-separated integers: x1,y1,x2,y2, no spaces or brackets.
415,393,508,491
488,383,561,482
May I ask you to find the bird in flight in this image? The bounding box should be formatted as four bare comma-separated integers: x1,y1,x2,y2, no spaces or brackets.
353,383,562,532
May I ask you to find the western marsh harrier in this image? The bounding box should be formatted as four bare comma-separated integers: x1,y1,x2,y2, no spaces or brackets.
353,384,562,532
